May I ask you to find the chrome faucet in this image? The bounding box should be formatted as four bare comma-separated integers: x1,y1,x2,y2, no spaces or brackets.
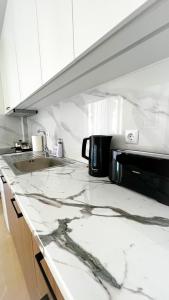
37,129,50,157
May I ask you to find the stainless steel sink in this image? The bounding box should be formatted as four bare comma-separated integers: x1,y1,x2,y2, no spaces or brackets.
3,153,66,175
14,157,64,173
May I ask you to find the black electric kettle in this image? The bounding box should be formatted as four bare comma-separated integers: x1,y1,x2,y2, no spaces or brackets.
82,135,112,177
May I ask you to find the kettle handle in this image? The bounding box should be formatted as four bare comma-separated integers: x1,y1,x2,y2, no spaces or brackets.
82,137,90,160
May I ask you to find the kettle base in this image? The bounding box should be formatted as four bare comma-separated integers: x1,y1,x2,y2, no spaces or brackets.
89,169,108,177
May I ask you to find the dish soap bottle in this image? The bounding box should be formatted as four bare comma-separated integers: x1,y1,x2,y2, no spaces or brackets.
56,138,63,158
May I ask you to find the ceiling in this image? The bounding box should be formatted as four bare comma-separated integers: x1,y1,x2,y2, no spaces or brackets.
0,0,7,34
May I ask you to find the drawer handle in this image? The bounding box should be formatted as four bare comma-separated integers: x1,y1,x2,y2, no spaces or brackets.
35,252,57,300
0,175,6,184
11,198,23,218
6,106,11,110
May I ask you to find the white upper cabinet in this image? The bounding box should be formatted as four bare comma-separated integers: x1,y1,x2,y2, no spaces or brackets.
73,0,148,57
0,1,21,112
12,0,42,101
35,0,74,83
0,77,4,113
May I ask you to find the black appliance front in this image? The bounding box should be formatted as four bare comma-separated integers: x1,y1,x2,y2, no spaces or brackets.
109,150,169,206
82,135,112,177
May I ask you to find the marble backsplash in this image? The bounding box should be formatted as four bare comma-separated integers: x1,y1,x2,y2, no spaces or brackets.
27,57,169,161
0,114,22,149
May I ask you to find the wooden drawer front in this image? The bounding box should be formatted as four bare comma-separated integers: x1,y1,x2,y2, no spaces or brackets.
6,194,23,260
4,180,64,300
20,218,39,300
33,239,64,300
5,185,38,300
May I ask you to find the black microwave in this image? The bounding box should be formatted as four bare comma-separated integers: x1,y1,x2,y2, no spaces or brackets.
109,150,169,206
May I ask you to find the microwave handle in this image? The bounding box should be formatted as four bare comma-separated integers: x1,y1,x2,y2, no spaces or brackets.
82,137,90,160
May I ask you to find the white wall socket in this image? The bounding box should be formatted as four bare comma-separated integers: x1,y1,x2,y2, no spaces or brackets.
125,129,139,144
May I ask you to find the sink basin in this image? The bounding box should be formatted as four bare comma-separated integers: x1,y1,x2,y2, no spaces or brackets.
13,157,64,173
2,153,67,175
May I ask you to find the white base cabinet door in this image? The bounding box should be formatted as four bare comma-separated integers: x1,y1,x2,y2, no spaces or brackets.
35,0,74,83
12,0,42,101
73,0,148,57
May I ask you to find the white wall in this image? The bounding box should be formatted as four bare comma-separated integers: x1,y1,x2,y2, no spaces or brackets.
28,95,121,161
28,57,169,161
0,115,22,149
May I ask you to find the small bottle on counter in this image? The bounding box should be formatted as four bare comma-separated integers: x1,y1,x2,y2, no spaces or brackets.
52,145,58,157
53,139,64,158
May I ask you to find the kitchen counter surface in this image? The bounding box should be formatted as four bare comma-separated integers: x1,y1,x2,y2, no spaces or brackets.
0,152,169,300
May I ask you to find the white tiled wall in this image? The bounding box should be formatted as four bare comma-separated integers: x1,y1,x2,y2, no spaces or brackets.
28,57,169,161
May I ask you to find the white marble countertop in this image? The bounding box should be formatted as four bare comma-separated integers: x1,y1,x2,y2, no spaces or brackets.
0,152,169,300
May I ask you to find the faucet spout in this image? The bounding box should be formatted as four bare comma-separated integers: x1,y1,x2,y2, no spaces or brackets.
37,129,50,156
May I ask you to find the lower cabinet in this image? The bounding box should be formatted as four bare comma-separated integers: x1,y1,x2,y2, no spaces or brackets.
21,217,39,300
33,238,64,300
4,181,64,300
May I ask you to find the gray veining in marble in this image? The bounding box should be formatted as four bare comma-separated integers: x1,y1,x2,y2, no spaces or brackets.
40,217,121,300
1,152,169,300
15,191,169,227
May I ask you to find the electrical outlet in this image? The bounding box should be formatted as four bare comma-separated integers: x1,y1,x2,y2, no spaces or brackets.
125,129,139,144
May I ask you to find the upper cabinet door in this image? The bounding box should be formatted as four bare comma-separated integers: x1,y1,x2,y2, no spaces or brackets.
12,0,42,101
0,1,21,112
0,77,4,113
35,0,74,83
73,0,147,57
